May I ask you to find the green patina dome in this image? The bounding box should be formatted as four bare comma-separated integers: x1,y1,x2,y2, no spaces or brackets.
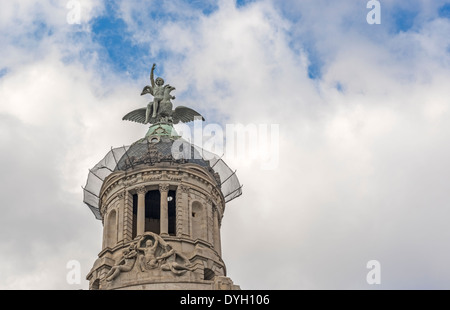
114,122,216,177
145,123,180,139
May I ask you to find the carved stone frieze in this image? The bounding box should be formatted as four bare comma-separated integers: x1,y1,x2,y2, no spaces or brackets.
105,232,195,282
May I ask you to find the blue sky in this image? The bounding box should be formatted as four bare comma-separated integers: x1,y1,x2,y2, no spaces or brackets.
1,0,450,290
77,1,450,81
5,0,445,85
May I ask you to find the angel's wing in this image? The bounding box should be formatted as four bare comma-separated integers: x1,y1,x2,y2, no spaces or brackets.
122,108,147,124
173,106,205,124
141,85,153,96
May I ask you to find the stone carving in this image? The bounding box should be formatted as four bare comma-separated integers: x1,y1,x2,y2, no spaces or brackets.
176,195,184,237
123,175,137,187
179,185,190,194
122,63,205,125
159,183,170,192
100,199,107,216
159,244,195,276
137,238,159,271
117,190,126,199
136,232,195,276
167,175,182,182
105,233,196,282
136,186,147,195
143,173,163,182
105,243,138,282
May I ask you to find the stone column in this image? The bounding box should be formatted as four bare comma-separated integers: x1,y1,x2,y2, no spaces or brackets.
117,190,125,243
177,185,190,237
206,197,214,245
159,183,170,236
136,186,146,237
213,205,222,256
123,191,133,242
102,217,107,250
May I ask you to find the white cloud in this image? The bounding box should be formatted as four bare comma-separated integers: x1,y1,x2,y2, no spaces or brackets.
1,0,450,290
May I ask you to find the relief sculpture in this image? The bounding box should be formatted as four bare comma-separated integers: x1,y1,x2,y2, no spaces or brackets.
105,232,195,282
136,232,195,276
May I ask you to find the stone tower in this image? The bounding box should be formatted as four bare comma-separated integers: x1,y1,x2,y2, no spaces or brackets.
83,65,242,290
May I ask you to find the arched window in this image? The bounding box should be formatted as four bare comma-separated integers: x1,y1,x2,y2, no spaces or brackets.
191,201,205,241
105,209,117,248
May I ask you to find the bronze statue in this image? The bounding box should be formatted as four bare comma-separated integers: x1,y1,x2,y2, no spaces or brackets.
123,63,205,125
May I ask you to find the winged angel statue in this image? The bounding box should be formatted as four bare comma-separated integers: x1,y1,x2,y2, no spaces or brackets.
123,64,205,125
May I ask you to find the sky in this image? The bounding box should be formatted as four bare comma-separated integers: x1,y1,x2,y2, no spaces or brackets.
1,0,450,290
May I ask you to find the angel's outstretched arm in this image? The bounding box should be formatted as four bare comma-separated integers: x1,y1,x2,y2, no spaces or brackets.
150,63,156,88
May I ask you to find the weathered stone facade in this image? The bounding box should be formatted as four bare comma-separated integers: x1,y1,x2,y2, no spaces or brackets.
85,65,240,290
86,160,239,290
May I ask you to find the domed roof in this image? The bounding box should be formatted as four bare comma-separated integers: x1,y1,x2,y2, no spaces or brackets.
114,135,215,175
115,123,215,175
83,124,243,220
